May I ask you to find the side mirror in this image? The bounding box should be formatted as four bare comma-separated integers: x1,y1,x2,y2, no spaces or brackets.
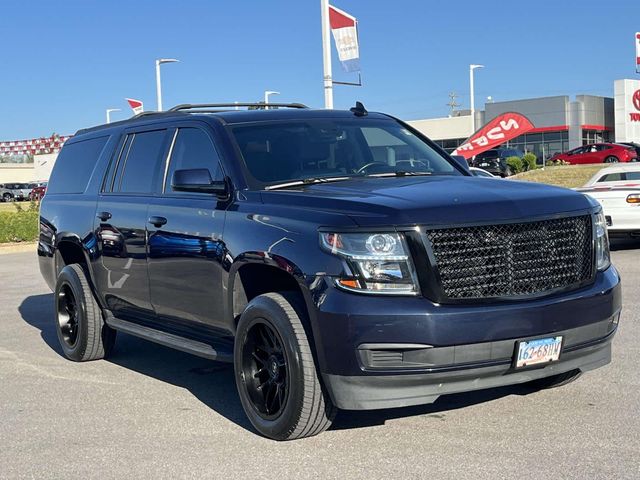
450,155,471,173
171,169,229,197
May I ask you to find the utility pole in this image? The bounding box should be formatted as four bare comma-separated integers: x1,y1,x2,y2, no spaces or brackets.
320,0,333,109
446,92,460,117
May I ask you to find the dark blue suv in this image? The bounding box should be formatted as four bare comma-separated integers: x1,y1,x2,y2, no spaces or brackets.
38,103,621,440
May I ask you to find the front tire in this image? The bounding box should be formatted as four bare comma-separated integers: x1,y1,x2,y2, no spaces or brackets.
54,264,116,361
234,292,336,440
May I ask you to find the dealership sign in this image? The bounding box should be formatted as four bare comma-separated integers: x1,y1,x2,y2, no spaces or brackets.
630,90,640,122
329,4,360,72
614,79,640,142
453,112,535,159
126,98,144,115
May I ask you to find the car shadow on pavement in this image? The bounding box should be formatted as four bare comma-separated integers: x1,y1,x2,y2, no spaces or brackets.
20,293,542,437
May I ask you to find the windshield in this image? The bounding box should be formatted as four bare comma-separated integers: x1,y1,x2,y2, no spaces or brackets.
231,119,458,186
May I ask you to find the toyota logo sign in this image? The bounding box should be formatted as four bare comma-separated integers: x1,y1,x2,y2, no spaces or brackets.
634,90,640,111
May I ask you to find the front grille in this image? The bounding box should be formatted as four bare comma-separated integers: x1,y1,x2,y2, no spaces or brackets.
425,215,594,300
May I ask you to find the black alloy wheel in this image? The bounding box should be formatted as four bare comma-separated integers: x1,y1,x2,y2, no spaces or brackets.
604,156,619,163
234,292,336,440
54,264,116,361
240,319,289,419
57,284,79,348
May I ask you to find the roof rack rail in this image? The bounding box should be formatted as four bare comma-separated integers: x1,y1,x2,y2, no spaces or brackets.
168,103,309,112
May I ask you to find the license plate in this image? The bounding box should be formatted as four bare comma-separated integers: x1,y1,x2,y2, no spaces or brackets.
515,336,563,368
480,163,490,167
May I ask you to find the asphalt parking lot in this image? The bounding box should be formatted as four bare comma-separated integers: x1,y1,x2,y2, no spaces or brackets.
1,242,639,480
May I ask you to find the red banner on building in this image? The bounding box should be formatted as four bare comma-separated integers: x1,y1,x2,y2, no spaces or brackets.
453,112,535,159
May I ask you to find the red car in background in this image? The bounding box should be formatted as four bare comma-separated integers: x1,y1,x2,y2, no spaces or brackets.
29,184,47,200
550,143,637,165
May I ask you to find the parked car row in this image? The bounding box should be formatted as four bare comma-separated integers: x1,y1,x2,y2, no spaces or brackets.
0,182,46,201
550,143,637,164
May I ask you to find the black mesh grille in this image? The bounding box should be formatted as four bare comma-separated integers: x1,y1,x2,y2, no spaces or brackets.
425,215,594,300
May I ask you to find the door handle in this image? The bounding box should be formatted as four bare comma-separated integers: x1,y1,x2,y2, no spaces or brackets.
148,216,168,227
96,211,112,221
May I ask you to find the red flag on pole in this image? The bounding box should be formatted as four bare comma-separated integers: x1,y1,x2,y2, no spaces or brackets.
126,98,144,115
453,112,535,159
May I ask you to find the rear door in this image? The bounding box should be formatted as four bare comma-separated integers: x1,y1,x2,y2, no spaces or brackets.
94,126,171,321
147,123,229,334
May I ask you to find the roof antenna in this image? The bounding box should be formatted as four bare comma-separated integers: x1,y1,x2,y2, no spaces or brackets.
350,101,368,117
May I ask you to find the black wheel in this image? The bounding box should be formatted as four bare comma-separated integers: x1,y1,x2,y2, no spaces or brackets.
234,292,336,440
528,369,582,389
604,156,619,163
3,193,13,202
54,264,116,361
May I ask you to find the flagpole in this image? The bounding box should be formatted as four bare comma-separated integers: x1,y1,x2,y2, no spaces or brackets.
321,0,334,109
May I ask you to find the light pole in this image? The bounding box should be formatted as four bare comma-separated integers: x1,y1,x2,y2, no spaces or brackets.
106,108,121,124
264,90,280,109
155,58,179,111
320,0,333,109
469,64,484,132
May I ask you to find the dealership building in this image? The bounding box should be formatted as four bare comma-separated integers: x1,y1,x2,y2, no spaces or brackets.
408,79,640,160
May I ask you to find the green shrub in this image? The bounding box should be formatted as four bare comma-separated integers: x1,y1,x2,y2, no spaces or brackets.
0,210,39,243
523,153,537,171
506,156,523,174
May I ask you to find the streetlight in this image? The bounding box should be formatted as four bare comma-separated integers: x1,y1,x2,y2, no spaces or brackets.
106,108,121,124
469,64,484,132
155,58,179,111
264,90,280,109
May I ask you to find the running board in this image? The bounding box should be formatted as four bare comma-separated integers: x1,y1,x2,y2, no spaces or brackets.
104,315,232,362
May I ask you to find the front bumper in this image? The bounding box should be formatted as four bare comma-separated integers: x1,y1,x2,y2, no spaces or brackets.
307,266,621,410
323,320,616,410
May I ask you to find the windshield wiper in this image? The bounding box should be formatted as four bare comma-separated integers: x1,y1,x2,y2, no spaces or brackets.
364,171,433,178
265,176,352,190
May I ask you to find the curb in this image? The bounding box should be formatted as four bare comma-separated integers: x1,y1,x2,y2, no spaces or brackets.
0,242,37,255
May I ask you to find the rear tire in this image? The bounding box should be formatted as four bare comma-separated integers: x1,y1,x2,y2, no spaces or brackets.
54,264,116,361
3,193,13,202
529,369,582,389
234,292,336,440
604,156,619,163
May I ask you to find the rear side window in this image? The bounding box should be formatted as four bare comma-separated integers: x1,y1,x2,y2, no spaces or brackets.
598,173,623,182
626,172,640,181
165,128,224,194
47,136,109,194
114,130,167,194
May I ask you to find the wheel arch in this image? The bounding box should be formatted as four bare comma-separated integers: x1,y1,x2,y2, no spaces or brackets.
55,234,102,306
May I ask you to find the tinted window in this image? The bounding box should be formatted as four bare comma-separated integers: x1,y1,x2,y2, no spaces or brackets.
165,128,223,194
598,173,623,182
596,145,611,151
475,150,500,160
47,136,109,194
117,130,167,194
626,172,640,181
232,119,457,185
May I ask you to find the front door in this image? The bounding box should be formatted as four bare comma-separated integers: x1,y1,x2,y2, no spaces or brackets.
147,125,229,335
94,127,171,321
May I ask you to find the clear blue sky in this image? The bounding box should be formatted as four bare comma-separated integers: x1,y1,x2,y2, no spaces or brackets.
1,0,638,139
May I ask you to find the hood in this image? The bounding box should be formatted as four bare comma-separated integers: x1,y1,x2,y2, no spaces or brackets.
260,176,596,227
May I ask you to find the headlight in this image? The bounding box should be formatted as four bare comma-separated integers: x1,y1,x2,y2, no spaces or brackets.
594,210,610,271
320,232,419,294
